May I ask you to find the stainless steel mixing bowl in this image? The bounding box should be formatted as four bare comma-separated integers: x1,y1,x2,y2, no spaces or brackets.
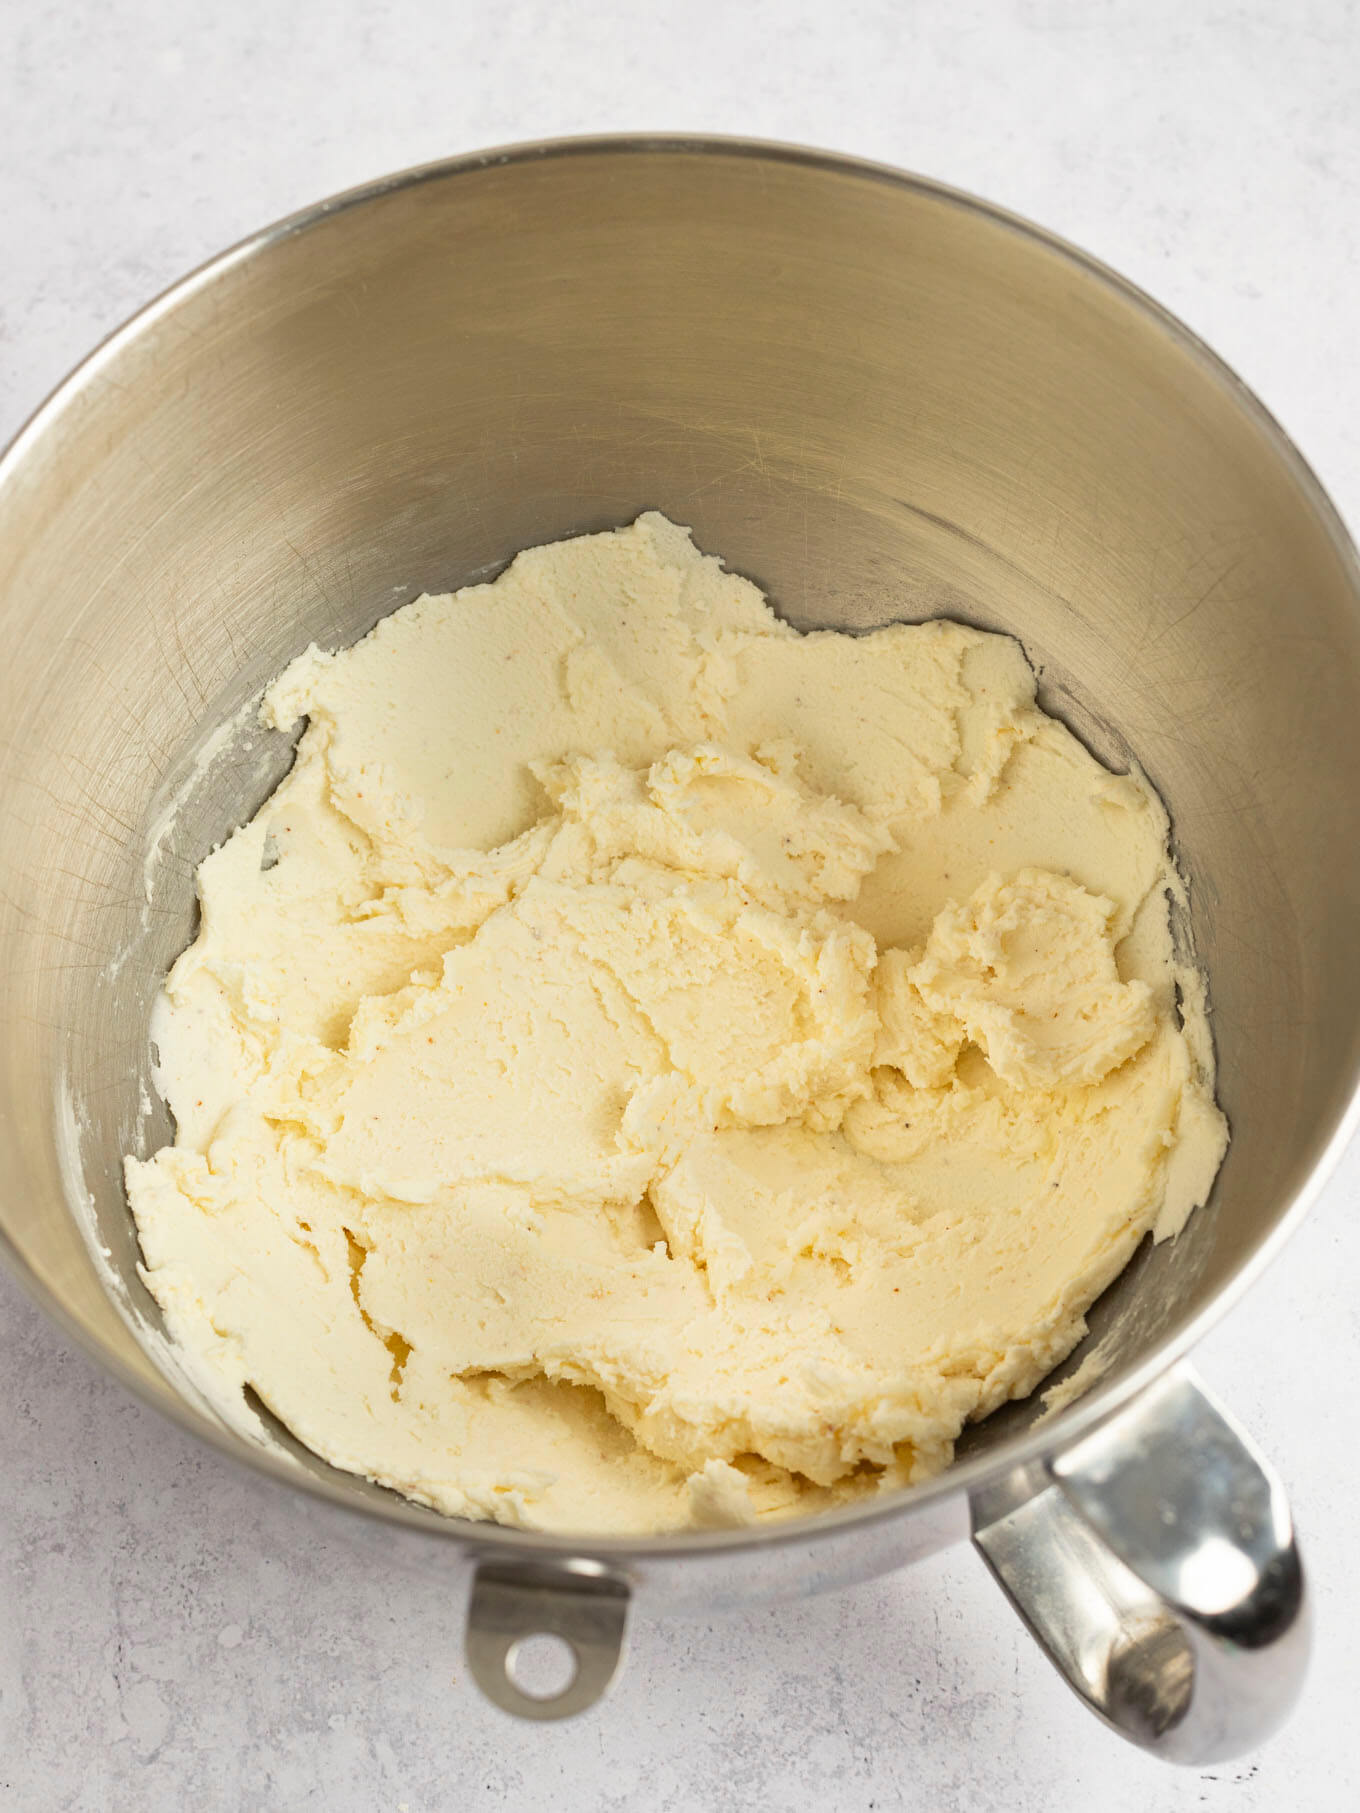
1,138,1355,1760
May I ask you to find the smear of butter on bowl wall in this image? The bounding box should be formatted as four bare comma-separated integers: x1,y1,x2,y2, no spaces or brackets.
125,513,1226,1536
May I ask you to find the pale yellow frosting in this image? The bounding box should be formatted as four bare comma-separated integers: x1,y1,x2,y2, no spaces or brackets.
126,513,1226,1534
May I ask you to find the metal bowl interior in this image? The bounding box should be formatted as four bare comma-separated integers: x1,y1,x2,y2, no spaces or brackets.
2,138,1358,1562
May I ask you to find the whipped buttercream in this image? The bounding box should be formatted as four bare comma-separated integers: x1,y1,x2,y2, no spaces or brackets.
126,514,1226,1533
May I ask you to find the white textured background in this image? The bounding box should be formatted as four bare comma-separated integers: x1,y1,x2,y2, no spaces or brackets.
2,3,1359,1808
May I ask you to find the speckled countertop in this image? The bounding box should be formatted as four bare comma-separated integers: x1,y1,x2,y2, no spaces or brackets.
2,3,1358,1808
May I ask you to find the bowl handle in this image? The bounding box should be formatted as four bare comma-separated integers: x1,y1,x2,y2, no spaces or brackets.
970,1361,1308,1762
464,1557,630,1719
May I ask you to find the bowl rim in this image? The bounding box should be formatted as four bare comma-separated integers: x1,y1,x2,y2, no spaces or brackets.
3,131,1358,1563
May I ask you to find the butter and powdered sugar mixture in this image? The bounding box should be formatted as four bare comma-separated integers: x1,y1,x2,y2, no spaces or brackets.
125,513,1227,1534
